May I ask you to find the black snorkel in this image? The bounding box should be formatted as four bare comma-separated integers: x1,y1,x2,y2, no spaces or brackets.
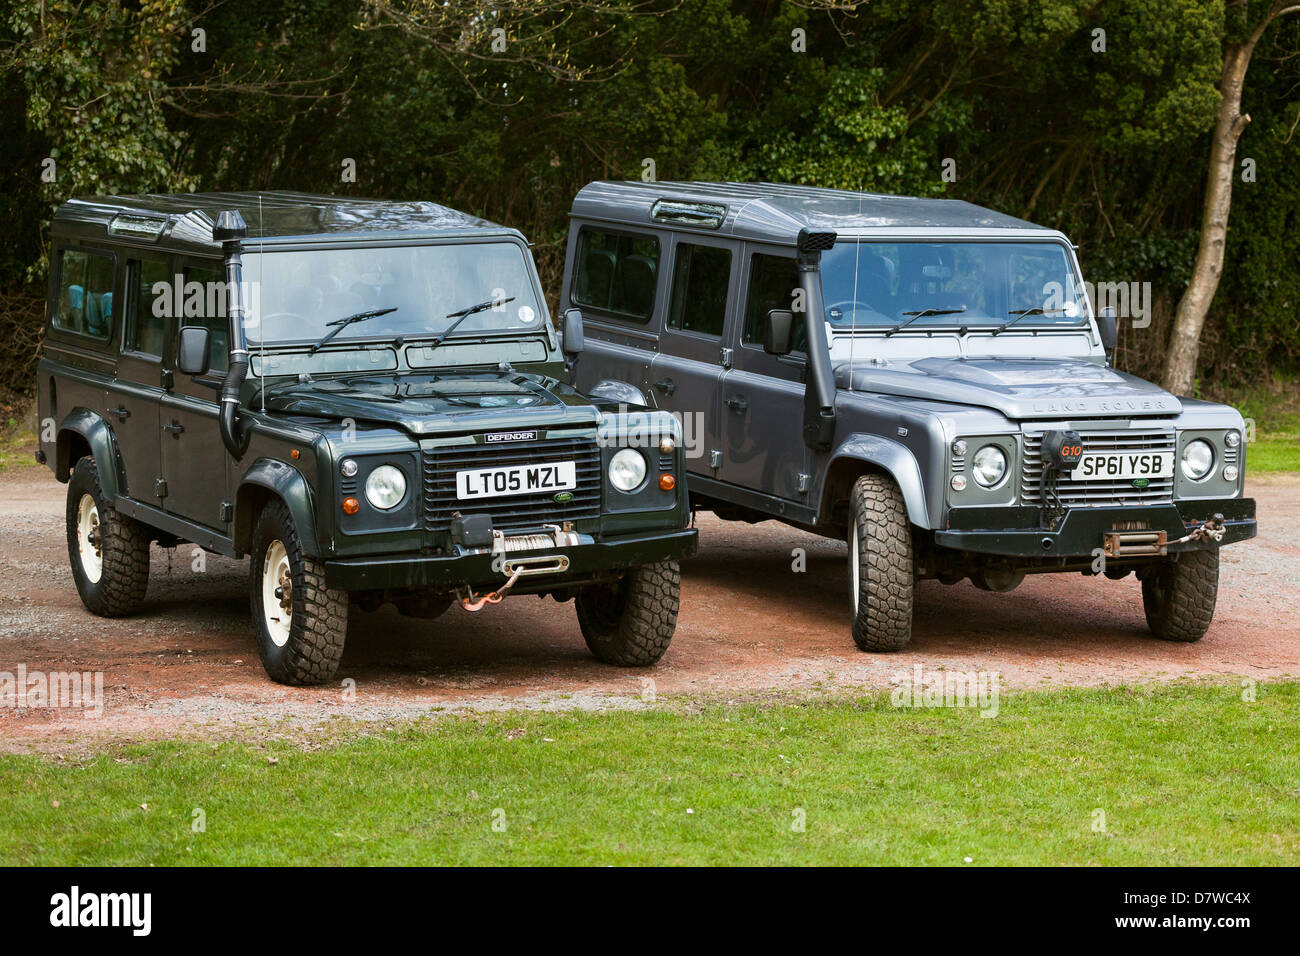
797,227,838,452
213,210,252,460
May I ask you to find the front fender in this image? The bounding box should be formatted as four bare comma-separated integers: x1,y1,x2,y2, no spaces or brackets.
233,458,322,557
587,379,649,408
56,408,121,498
827,433,931,528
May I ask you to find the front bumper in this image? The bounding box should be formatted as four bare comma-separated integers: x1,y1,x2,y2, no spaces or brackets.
324,527,698,590
935,497,1256,559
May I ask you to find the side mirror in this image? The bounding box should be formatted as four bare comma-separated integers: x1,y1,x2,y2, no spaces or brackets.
177,326,211,376
1097,306,1118,363
561,308,584,359
764,309,795,356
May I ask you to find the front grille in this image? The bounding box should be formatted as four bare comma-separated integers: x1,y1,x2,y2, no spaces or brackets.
1022,427,1176,507
422,435,602,533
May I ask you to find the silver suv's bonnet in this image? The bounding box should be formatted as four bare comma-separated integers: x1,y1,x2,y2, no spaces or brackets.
836,356,1183,419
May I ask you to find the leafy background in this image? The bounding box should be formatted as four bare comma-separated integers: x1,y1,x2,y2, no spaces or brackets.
2,0,1297,404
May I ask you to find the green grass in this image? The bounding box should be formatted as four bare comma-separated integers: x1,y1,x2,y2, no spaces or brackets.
2,683,1297,865
1247,435,1300,474
0,426,36,471
1217,380,1300,474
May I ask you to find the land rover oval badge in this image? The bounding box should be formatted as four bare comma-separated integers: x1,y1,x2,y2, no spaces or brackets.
1132,478,1150,488
554,491,574,503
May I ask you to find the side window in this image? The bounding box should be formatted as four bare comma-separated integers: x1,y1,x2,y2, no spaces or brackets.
666,243,731,337
571,228,659,323
125,258,171,357
742,253,804,352
53,248,116,340
182,262,229,374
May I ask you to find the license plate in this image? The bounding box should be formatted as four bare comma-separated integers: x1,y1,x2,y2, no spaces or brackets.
456,461,577,500
1070,452,1173,481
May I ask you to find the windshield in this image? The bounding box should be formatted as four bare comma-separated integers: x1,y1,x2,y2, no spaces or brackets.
242,241,545,347
820,240,1088,330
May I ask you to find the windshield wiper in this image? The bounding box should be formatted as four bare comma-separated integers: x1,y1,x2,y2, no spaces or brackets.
426,295,517,350
991,307,1073,335
885,307,966,337
309,307,397,354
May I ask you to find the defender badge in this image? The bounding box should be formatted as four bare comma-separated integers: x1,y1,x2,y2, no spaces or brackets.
485,429,538,444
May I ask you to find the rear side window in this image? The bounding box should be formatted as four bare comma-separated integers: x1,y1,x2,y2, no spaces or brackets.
53,249,116,340
182,262,229,374
572,228,659,323
742,253,804,351
667,243,731,337
125,257,171,357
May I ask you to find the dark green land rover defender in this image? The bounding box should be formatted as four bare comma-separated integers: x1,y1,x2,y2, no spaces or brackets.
37,192,695,685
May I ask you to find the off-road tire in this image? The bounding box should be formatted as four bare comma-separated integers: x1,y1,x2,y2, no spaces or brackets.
848,473,914,651
66,456,150,616
1141,549,1219,643
250,500,349,685
575,560,680,666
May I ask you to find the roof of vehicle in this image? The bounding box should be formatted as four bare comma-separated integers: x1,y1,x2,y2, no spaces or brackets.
52,191,514,254
570,181,1065,244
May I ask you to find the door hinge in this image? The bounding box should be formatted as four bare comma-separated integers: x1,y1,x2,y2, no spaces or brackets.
720,347,733,369
219,501,234,522
797,473,810,493
154,478,168,498
709,450,722,469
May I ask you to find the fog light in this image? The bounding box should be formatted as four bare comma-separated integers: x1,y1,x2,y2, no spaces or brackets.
952,439,968,457
659,474,676,491
950,475,967,492
1223,465,1239,482
342,496,360,515
1225,431,1240,448
659,435,676,454
340,458,358,477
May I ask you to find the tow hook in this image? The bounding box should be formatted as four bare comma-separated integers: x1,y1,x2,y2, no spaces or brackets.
1170,513,1226,548
460,567,523,612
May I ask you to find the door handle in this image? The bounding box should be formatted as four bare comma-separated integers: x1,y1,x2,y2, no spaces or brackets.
727,396,749,414
653,378,676,395
109,405,131,422
162,421,185,438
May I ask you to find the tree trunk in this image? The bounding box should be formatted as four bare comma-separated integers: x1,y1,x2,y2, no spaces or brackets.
1161,3,1299,396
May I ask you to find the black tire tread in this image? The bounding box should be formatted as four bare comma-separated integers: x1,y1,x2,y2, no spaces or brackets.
576,560,680,666
250,501,349,685
849,473,914,651
66,457,149,616
1142,548,1219,643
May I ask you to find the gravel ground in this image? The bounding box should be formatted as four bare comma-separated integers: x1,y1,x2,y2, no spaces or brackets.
1,464,1296,751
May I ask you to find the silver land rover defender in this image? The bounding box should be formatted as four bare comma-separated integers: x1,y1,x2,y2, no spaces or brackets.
560,181,1257,651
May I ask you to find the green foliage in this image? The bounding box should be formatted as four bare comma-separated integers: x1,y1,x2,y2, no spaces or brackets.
0,0,1297,393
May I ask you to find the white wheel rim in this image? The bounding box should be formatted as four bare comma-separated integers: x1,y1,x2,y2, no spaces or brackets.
261,539,292,648
849,520,860,615
77,494,103,584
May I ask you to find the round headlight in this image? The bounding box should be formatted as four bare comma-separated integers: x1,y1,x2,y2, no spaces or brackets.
972,445,1007,488
1180,439,1215,481
608,448,647,493
365,464,407,510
